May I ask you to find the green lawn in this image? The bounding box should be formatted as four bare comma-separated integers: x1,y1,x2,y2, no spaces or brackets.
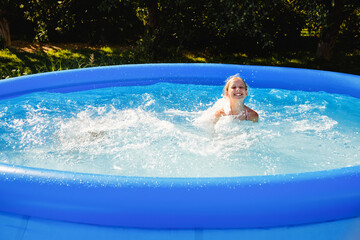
1,42,359,80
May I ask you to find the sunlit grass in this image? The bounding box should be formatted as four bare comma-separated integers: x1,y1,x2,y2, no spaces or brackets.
183,53,207,63
1,42,359,80
233,53,248,58
47,50,85,59
288,59,305,64
0,49,22,63
100,46,114,53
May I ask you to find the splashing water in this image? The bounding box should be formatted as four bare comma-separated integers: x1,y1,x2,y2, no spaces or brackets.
0,83,359,177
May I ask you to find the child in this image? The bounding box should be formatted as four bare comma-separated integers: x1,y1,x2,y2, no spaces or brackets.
214,74,258,123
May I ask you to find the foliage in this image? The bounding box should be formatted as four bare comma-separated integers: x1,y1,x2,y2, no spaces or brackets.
55,0,143,44
1,0,359,60
4,0,143,44
296,0,359,29
135,0,305,55
340,7,360,48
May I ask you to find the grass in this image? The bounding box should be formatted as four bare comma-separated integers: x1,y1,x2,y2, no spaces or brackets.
1,40,360,80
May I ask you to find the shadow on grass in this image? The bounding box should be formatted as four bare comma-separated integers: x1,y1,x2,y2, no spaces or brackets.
1,45,359,80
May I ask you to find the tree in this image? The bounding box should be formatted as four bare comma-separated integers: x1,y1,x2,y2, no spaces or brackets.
317,0,359,60
0,1,12,47
299,0,360,60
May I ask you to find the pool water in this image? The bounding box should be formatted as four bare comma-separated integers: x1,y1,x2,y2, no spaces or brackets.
0,82,359,177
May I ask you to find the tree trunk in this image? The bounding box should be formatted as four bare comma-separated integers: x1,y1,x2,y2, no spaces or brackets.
316,22,341,61
316,0,353,60
146,0,159,34
0,10,11,47
142,0,161,58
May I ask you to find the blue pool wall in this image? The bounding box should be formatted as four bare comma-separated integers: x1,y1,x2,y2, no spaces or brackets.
1,63,360,99
0,63,359,231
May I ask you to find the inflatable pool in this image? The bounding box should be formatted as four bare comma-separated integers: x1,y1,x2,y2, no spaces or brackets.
0,64,360,239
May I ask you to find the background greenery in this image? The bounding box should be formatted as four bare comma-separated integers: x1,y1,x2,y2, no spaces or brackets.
1,0,359,79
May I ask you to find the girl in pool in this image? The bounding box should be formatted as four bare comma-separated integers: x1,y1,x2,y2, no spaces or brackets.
213,74,259,123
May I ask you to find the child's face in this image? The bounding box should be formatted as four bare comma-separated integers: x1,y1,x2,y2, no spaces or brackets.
226,78,247,100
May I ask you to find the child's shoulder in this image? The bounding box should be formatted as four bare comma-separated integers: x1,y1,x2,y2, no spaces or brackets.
246,106,259,122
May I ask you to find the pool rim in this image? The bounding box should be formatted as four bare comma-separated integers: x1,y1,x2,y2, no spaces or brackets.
0,63,359,229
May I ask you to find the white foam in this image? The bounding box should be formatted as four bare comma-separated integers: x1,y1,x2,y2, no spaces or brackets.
1,86,359,177
292,115,337,133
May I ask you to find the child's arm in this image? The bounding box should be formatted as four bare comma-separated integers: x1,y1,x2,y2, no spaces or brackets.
213,108,225,124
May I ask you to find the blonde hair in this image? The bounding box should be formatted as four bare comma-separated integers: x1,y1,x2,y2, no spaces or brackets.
223,74,247,94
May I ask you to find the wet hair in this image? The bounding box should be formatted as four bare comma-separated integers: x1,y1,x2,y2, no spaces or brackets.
223,74,248,95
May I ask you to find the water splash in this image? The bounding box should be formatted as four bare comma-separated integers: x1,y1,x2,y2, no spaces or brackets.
0,84,359,177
